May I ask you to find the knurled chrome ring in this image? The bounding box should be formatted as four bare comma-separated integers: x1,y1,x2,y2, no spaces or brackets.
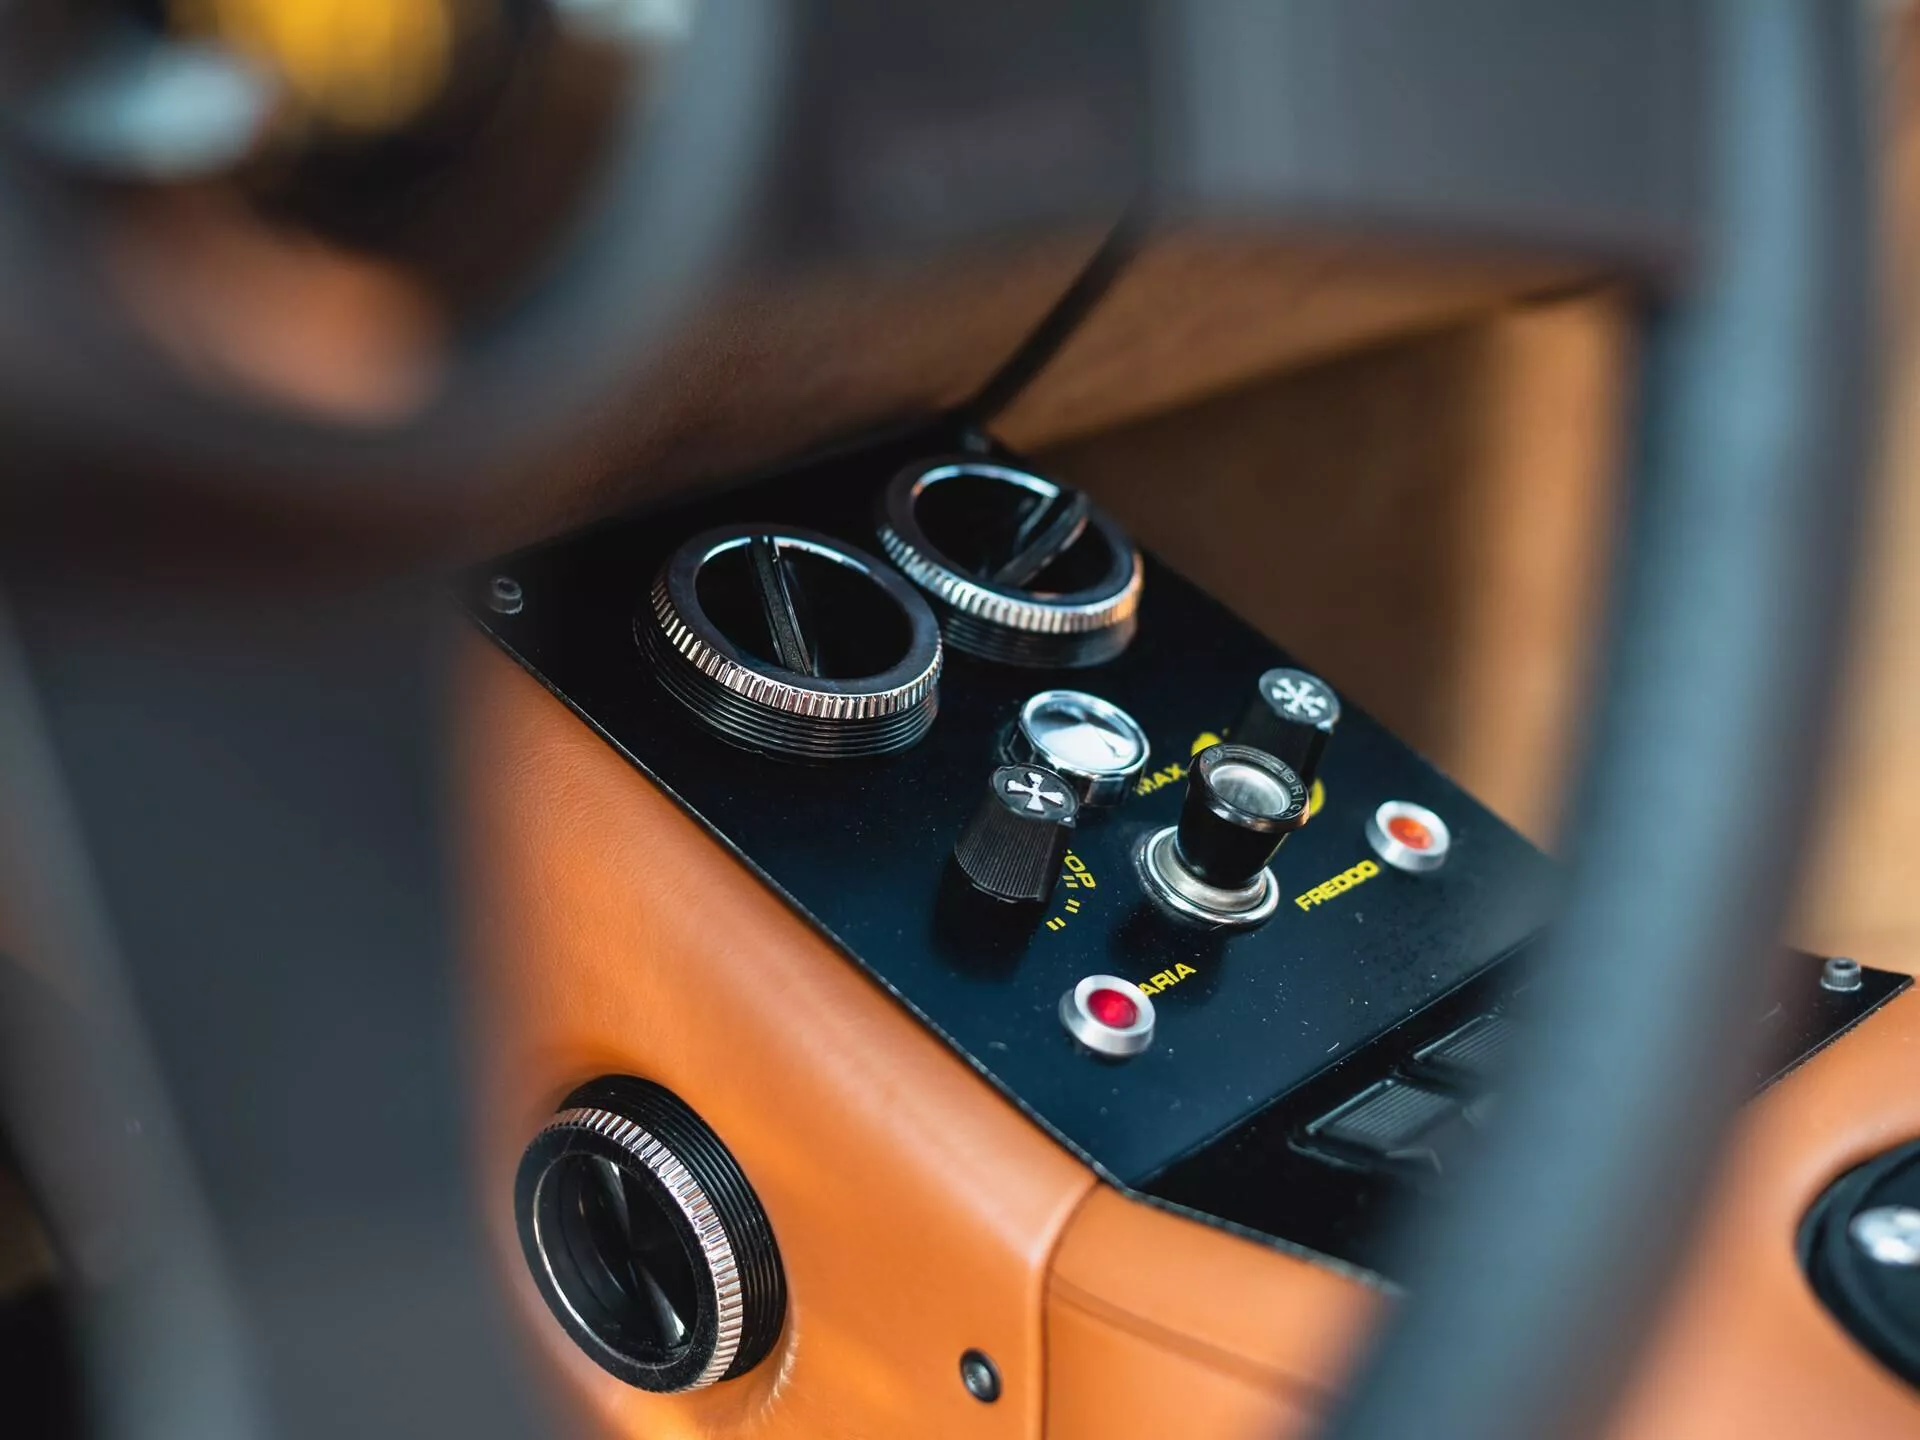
532,1106,746,1391
643,524,943,758
876,459,1143,656
1136,825,1281,929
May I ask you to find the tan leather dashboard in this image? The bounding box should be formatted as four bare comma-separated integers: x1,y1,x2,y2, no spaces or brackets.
461,638,1920,1438
463,641,1094,1438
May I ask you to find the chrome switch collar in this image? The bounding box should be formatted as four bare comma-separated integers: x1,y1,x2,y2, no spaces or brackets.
1001,688,1150,805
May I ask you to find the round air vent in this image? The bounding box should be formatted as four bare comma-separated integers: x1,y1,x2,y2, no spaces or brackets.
515,1076,786,1394
640,524,943,759
876,458,1143,667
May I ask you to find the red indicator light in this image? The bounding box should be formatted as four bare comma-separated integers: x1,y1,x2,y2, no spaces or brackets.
1086,987,1140,1030
1386,814,1434,850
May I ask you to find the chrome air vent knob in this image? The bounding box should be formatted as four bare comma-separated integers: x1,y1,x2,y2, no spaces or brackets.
641,525,943,760
876,459,1143,667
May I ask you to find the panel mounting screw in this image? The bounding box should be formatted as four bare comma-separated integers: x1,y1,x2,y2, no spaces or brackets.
1820,955,1862,993
488,575,525,615
959,1349,1001,1403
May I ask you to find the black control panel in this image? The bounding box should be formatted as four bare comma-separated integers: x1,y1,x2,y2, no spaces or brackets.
1145,944,1907,1277
472,424,1907,1282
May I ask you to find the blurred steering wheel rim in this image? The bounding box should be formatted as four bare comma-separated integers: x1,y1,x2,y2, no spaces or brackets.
0,0,785,516
0,4,1882,1440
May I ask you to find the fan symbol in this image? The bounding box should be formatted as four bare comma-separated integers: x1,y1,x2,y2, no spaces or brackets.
1005,771,1068,813
1271,675,1329,719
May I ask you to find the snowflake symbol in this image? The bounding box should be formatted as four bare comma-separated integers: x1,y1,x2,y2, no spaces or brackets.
1270,675,1329,720
1005,771,1068,813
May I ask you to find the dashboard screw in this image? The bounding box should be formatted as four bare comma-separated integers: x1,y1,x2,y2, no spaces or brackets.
959,1349,1001,1403
488,575,525,615
1820,955,1863,993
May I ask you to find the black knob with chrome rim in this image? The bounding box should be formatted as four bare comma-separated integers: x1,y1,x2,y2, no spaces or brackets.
954,763,1081,904
1233,666,1341,789
1137,744,1309,929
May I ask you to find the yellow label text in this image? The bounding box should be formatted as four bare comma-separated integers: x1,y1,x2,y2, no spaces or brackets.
1134,762,1188,797
1137,963,1199,995
1294,858,1381,912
